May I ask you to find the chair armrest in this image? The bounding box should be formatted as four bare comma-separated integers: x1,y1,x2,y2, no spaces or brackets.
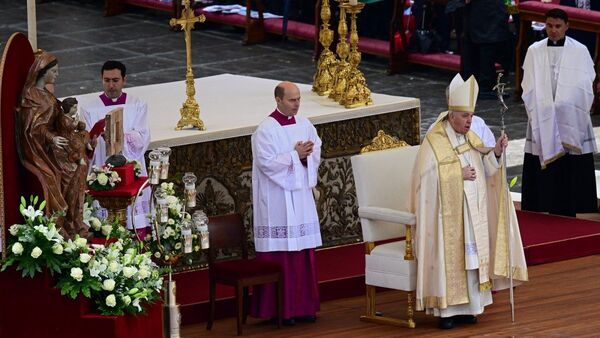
358,206,416,226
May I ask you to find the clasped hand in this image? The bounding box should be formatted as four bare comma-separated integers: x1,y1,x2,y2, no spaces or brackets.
295,141,314,159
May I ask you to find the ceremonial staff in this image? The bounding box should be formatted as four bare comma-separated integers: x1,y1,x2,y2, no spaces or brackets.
493,73,515,322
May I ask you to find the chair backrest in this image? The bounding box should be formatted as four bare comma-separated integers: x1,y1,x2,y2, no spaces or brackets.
351,145,419,242
207,213,248,265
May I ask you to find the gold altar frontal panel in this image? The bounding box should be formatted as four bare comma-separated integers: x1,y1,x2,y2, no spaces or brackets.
167,107,420,250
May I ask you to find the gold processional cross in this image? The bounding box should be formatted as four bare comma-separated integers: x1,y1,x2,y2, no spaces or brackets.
169,0,206,130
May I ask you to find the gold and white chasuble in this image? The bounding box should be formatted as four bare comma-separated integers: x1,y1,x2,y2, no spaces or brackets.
411,114,528,316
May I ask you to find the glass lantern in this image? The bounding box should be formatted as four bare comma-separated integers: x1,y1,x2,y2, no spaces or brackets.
148,150,162,185
157,147,172,180
193,210,209,250
182,172,197,208
154,188,169,224
181,218,193,254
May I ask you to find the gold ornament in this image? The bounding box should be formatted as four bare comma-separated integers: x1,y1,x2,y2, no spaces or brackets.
170,0,206,131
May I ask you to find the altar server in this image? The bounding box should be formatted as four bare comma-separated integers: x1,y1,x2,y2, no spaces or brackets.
411,74,528,329
521,8,598,217
79,60,151,231
250,81,322,325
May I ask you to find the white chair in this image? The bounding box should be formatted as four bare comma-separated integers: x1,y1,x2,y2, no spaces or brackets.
351,136,419,328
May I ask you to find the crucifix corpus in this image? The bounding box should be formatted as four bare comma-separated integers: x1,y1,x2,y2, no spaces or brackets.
169,0,206,131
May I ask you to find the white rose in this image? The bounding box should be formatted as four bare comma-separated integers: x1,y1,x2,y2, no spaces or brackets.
175,242,182,250
122,295,132,306
168,182,174,189
154,252,161,258
160,182,168,189
90,217,102,231
30,247,42,259
102,279,116,291
111,171,119,178
105,294,116,307
101,225,112,237
194,245,200,252
108,261,120,273
167,218,175,225
70,267,83,282
138,267,150,279
97,173,109,186
11,242,24,255
166,195,178,206
8,224,20,236
75,237,87,248
79,253,92,264
52,243,63,255
122,266,137,278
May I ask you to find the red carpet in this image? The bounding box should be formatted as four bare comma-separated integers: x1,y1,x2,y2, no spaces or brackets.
517,210,600,265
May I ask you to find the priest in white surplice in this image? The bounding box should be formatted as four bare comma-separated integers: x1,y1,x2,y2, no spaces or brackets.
411,74,528,329
250,81,322,325
521,8,598,217
79,60,151,232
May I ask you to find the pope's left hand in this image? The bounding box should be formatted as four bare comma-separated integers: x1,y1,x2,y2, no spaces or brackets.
494,133,508,157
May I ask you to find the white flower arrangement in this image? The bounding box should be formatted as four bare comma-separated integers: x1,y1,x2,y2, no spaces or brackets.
1,196,64,277
87,165,121,191
145,182,202,266
56,236,164,315
3,196,164,316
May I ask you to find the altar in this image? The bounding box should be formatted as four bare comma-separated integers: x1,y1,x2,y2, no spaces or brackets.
77,74,421,248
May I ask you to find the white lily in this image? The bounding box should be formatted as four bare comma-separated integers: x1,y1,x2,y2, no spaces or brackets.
21,206,43,221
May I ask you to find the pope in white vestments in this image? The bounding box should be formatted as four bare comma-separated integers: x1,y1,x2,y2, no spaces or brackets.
78,61,151,230
412,74,528,329
250,81,322,324
521,9,598,216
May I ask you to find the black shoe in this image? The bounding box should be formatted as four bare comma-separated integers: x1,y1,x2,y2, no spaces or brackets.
282,318,295,326
439,317,454,329
453,315,477,324
294,315,317,323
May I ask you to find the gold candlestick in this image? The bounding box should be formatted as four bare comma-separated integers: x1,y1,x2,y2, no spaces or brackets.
328,0,351,102
170,0,206,131
339,1,372,108
312,0,338,96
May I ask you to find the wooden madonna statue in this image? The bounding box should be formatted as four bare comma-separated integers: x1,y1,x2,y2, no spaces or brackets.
15,49,93,239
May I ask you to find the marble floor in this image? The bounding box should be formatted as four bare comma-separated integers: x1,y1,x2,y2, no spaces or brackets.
2,0,600,192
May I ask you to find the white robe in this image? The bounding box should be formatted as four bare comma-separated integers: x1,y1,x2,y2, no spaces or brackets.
412,118,528,317
78,93,151,229
522,37,597,166
251,115,322,252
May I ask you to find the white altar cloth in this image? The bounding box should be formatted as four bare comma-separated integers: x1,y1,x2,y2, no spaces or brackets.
74,74,420,148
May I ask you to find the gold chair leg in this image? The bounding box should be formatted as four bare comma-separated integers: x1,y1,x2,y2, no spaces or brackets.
360,288,416,328
407,291,416,328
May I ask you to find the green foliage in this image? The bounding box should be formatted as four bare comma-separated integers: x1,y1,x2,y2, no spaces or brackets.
509,176,518,189
1,196,65,278
2,196,163,316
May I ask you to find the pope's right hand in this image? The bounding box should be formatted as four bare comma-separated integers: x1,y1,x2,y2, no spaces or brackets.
462,165,477,181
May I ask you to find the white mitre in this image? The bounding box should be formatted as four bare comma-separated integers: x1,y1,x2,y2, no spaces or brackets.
448,73,479,113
